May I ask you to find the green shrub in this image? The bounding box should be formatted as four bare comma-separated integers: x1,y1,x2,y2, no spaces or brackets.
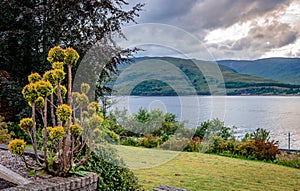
224,140,237,154
243,128,270,142
194,119,234,140
122,137,138,147
235,139,279,161
0,128,14,144
105,120,126,136
136,134,161,148
0,116,14,144
184,137,201,152
275,152,300,169
198,134,225,153
211,136,228,153
8,122,30,142
159,134,170,143
83,145,144,191
160,137,190,151
105,129,120,144
236,139,256,159
253,140,279,161
240,128,279,161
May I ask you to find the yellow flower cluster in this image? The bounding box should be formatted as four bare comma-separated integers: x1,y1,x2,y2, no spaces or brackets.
43,69,66,85
36,80,53,98
35,97,45,109
47,46,65,64
22,80,53,103
70,124,83,137
64,47,80,66
80,83,90,94
49,126,65,142
19,118,33,131
52,62,64,70
56,104,72,122
88,114,103,128
28,73,42,83
87,102,100,113
47,46,79,66
54,85,67,98
8,139,26,156
22,83,38,102
76,93,89,107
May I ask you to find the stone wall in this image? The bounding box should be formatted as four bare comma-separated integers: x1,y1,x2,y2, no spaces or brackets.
3,172,98,191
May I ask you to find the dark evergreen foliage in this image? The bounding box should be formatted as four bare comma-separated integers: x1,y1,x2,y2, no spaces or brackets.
0,0,144,121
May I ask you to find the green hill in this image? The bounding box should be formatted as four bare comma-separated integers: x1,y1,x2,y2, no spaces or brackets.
111,57,300,96
217,57,300,85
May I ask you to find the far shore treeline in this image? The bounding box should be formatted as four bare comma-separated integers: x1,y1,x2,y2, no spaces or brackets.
110,57,300,96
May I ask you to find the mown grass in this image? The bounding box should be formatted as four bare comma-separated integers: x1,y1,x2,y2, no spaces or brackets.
114,145,300,191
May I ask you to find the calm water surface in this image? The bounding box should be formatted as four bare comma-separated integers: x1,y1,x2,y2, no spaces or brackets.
111,96,300,149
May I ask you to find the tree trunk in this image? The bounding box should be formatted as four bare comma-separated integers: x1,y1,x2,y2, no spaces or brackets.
57,83,63,126
50,93,56,126
80,107,82,125
67,64,72,107
63,64,73,172
57,83,63,106
43,98,49,170
31,102,39,163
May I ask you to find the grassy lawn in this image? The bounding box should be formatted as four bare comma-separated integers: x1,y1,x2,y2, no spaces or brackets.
25,144,33,150
114,145,300,191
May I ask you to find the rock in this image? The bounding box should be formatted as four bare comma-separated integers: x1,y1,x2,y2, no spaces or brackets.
153,185,189,191
0,164,32,185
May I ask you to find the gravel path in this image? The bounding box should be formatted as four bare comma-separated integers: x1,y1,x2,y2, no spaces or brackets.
0,150,36,189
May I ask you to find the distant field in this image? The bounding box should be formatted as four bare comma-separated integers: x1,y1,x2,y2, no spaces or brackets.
115,146,300,191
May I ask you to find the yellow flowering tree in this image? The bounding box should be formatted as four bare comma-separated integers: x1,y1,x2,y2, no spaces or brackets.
8,46,101,176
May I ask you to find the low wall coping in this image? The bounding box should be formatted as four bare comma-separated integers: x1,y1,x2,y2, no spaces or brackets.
2,172,98,191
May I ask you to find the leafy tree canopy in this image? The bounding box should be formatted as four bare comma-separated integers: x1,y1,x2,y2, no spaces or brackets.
0,0,144,121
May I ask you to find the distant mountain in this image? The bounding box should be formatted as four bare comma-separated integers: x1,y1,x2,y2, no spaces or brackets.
217,58,300,85
111,57,300,96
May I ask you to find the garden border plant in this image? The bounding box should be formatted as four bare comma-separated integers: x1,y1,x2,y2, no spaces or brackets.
8,46,101,176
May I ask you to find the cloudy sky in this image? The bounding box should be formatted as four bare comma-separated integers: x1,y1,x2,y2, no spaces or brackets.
125,0,300,60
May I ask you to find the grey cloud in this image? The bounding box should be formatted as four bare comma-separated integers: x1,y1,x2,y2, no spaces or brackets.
232,21,298,50
135,0,198,23
127,0,298,59
131,0,293,40
205,21,299,60
187,0,291,30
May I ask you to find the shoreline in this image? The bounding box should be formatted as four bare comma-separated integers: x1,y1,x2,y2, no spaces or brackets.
110,94,300,97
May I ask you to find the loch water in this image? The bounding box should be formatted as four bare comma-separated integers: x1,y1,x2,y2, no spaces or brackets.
111,96,300,149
